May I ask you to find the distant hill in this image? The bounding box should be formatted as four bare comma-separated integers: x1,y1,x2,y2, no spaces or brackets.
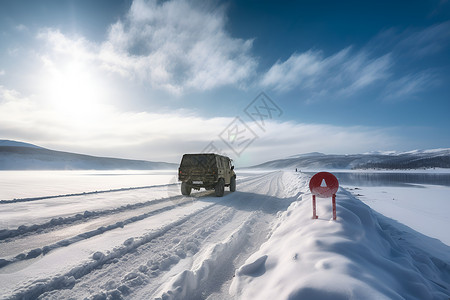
0,140,42,149
0,140,177,170
250,149,450,170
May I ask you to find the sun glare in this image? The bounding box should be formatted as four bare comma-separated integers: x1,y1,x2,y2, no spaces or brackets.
40,59,111,129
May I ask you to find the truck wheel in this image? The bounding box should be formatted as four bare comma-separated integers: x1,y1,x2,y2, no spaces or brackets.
230,176,236,192
215,179,224,197
181,182,191,196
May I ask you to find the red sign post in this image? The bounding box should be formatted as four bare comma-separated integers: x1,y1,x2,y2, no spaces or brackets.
309,172,339,220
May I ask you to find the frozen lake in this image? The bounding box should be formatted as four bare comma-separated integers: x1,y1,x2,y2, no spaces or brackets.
332,171,450,187
321,171,450,246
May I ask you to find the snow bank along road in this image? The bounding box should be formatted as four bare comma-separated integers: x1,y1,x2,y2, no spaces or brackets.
1,171,449,299
0,171,300,299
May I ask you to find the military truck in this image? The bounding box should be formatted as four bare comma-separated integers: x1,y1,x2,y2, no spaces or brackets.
178,153,236,197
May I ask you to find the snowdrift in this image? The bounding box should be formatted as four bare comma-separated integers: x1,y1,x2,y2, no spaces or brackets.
230,174,450,299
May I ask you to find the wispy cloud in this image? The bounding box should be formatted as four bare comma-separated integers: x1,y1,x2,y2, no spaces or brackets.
260,21,450,102
382,71,436,101
34,4,449,102
368,21,450,59
260,50,325,92
396,21,450,58
365,21,450,101
260,47,392,99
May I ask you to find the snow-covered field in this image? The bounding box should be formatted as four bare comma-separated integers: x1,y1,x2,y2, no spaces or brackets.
0,170,177,201
0,170,449,299
345,184,450,246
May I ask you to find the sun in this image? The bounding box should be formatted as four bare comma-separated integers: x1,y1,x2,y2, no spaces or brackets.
39,59,111,129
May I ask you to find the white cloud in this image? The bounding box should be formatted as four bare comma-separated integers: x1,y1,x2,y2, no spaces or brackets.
99,0,256,94
0,84,229,160
0,85,22,102
259,22,449,100
0,85,399,165
340,53,391,95
34,0,257,95
396,21,450,57
0,70,5,76
3,1,438,164
37,30,97,60
368,21,450,59
33,2,445,103
260,47,392,98
260,50,325,92
382,72,435,101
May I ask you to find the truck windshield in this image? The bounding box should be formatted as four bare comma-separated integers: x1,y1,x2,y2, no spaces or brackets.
180,154,216,168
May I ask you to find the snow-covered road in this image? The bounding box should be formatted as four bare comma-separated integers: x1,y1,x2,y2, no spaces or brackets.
0,171,301,299
1,170,449,300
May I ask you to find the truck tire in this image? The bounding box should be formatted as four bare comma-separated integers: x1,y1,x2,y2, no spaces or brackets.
230,176,236,192
181,182,191,196
215,179,224,197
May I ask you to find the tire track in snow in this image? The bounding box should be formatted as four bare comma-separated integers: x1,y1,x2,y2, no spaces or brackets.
0,190,215,269
4,199,230,300
1,175,256,242
42,203,240,300
0,183,179,204
1,199,166,242
154,172,299,300
0,185,208,242
2,171,300,300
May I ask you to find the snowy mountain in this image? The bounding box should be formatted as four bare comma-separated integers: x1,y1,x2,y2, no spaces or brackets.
0,140,177,170
250,149,450,170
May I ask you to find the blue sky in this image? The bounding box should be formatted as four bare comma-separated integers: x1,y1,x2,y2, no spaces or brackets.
0,0,449,165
